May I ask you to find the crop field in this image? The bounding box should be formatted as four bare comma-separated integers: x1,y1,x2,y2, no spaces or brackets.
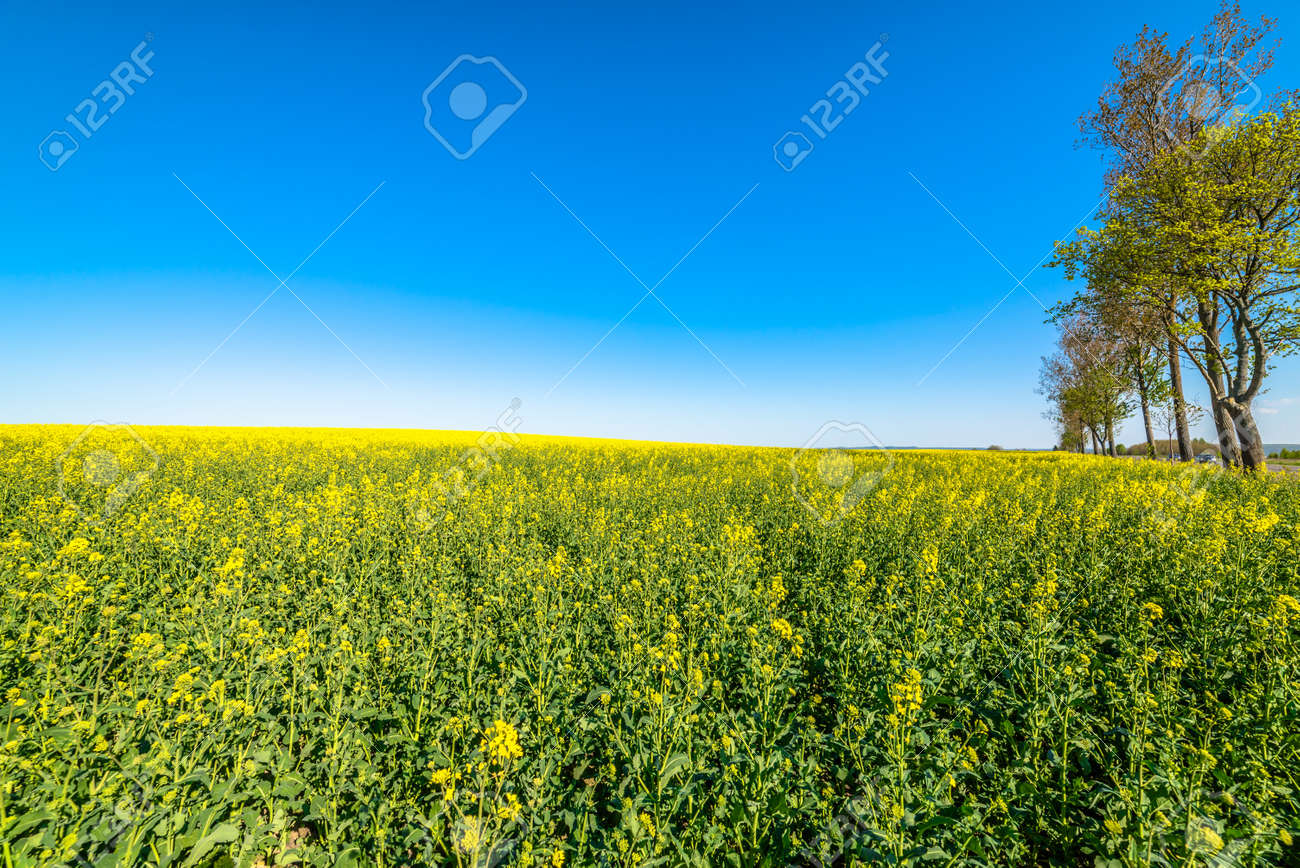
1,425,1298,866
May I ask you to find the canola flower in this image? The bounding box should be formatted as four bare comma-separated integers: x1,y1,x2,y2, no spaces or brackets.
484,719,523,765
0,425,1296,865
889,667,924,721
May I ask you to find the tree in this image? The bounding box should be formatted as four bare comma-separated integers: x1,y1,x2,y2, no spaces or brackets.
1046,397,1087,453
1054,288,1170,458
1039,317,1134,456
1154,396,1206,462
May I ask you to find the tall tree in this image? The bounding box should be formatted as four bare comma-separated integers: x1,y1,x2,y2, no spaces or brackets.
1095,293,1170,458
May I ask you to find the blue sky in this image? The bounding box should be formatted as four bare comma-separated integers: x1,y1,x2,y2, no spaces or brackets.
4,0,1298,448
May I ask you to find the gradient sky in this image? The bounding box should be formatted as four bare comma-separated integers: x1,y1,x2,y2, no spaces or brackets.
4,0,1298,448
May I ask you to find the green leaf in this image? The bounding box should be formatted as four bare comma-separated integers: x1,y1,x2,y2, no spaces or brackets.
182,822,240,867
658,752,691,790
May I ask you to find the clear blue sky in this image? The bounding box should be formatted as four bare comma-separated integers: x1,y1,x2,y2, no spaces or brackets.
4,0,1298,447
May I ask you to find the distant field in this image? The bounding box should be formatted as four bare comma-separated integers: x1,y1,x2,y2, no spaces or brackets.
1,426,1297,865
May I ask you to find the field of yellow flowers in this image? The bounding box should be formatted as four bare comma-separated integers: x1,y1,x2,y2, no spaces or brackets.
2,424,1298,866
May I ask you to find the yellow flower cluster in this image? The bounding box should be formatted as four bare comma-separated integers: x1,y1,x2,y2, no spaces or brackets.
889,667,923,719
484,719,523,764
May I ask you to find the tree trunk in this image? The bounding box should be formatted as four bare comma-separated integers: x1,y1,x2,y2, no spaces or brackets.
1196,307,1241,468
1167,338,1193,462
1135,361,1156,458
1210,393,1242,467
1226,402,1267,471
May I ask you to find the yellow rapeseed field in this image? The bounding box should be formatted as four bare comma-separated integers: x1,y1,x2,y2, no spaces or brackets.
1,424,1297,866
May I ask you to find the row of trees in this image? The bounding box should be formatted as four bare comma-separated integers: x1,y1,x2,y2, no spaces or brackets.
1040,2,1300,470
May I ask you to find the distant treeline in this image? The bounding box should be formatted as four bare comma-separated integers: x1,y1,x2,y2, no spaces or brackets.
1119,439,1219,457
